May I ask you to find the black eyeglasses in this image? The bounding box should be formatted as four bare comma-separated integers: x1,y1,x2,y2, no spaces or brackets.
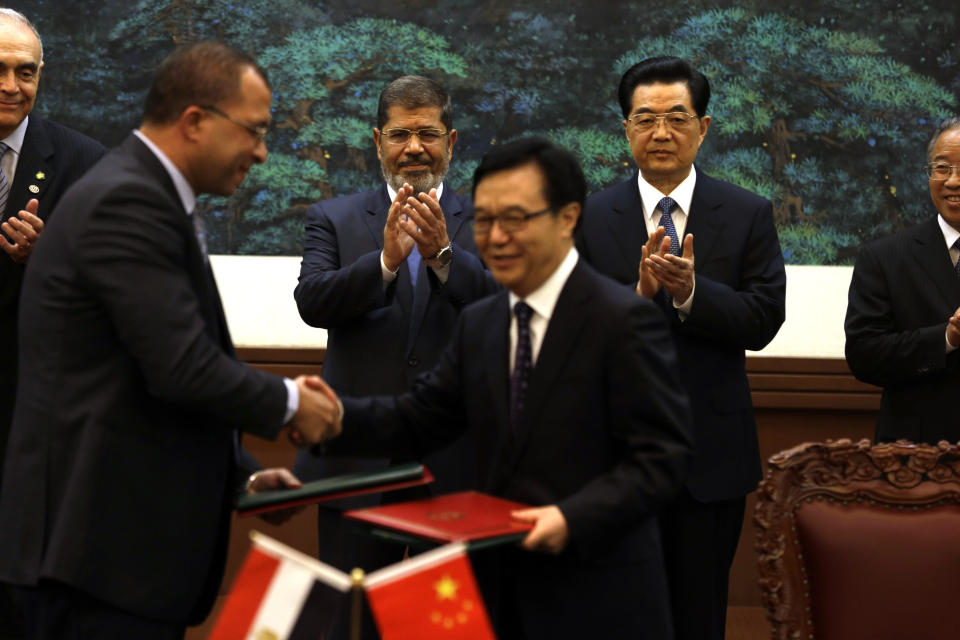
200,105,268,142
472,207,553,235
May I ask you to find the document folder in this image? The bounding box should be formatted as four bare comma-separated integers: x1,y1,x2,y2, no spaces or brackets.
237,462,434,517
344,490,533,544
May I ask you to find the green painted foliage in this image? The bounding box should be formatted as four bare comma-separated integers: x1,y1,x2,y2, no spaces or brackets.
12,0,960,262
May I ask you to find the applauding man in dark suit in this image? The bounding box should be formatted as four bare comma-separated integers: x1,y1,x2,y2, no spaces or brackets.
292,76,493,633
0,8,105,491
318,137,693,639
577,56,786,640
846,116,960,444
0,42,341,639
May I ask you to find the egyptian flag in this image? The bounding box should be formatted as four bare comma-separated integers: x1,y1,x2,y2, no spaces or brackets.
209,532,351,640
364,542,496,640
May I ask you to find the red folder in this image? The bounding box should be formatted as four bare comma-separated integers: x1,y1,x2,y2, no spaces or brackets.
344,491,533,543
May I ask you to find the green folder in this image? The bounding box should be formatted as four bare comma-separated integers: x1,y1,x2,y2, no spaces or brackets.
236,462,433,517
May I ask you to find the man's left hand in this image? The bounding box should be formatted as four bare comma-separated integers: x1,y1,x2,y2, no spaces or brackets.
511,505,569,554
246,467,303,525
0,199,42,264
398,188,450,260
646,233,695,303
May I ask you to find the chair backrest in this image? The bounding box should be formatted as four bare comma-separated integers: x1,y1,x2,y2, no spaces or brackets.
755,438,960,640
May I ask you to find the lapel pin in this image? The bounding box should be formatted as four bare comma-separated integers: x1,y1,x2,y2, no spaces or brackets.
35,171,45,180
28,185,39,193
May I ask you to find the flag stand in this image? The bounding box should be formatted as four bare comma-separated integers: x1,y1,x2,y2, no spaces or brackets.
350,568,365,640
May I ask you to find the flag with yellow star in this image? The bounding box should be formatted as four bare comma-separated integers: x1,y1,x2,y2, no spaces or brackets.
364,542,495,640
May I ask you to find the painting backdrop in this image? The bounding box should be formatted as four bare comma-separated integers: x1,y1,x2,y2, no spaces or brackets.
10,0,959,263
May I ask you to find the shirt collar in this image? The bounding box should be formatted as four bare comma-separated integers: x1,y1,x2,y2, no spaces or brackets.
386,181,444,203
2,116,29,155
637,165,697,221
133,129,197,215
508,246,579,322
938,214,960,251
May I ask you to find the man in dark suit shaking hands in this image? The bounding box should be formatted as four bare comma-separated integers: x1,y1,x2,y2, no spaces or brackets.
0,42,341,639
577,57,787,640
319,137,693,639
0,8,105,491
846,116,960,444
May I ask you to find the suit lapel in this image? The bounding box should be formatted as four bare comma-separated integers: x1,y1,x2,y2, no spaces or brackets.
502,260,592,473
684,171,726,267
484,291,512,440
126,134,230,351
5,118,54,220
364,186,414,315
911,217,960,307
406,188,467,353
605,175,648,275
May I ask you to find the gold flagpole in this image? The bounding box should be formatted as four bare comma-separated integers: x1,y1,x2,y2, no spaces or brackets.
349,568,365,640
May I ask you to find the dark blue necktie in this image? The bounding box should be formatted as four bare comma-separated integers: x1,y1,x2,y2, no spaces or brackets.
657,196,681,256
407,245,421,288
510,301,533,431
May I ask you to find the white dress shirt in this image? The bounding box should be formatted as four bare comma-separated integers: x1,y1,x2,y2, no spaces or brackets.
508,246,579,372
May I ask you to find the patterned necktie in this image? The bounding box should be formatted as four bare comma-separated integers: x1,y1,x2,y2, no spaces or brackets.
407,245,421,288
657,196,681,256
954,238,960,275
0,142,10,215
510,301,533,431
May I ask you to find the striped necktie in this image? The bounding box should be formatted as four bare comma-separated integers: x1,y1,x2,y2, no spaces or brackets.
0,142,11,215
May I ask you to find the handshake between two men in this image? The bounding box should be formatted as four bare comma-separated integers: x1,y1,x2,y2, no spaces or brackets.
284,375,343,448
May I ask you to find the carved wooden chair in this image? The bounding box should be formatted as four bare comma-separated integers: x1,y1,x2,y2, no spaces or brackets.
754,439,960,640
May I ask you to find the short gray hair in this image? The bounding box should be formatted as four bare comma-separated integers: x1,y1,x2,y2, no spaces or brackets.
927,116,960,162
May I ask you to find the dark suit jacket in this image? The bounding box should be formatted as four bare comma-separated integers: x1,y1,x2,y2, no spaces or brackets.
293,185,492,495
845,217,960,443
0,116,105,476
0,134,288,624
328,258,693,638
577,170,786,502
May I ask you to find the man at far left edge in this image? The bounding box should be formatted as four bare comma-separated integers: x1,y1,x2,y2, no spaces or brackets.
0,8,106,491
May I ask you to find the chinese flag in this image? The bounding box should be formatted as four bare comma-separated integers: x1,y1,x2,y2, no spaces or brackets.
365,542,496,640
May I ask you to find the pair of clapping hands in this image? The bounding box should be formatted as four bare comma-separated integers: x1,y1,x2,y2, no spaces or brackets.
382,184,450,272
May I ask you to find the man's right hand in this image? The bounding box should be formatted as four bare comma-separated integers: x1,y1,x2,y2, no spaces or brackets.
948,307,960,348
382,183,416,272
285,375,342,447
637,227,669,298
